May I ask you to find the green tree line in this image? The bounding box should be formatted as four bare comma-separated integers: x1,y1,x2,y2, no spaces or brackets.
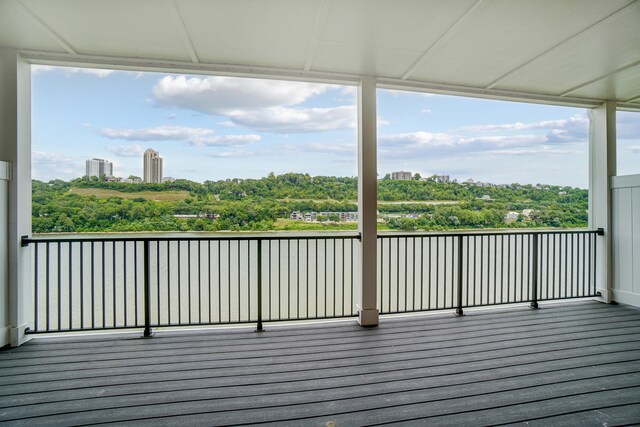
33,174,588,233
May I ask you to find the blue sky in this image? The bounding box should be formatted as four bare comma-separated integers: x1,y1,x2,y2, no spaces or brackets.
31,66,640,188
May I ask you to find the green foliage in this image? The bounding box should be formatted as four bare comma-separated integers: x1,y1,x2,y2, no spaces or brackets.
33,175,589,233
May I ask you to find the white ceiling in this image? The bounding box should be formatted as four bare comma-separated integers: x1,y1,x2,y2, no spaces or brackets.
1,0,639,107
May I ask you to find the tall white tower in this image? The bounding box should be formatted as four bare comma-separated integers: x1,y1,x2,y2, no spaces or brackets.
143,148,163,183
85,158,113,178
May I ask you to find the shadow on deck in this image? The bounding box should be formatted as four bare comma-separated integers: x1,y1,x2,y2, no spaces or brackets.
1,301,640,426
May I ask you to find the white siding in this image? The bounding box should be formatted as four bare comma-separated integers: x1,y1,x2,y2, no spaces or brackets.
611,174,640,307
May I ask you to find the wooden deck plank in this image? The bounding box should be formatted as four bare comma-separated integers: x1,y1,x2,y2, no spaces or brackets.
0,301,639,426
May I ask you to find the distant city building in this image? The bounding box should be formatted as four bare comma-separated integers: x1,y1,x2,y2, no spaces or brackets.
391,171,413,180
143,148,163,183
435,174,450,183
162,177,176,183
85,158,113,179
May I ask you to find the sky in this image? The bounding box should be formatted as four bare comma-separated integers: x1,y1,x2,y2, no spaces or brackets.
31,66,640,188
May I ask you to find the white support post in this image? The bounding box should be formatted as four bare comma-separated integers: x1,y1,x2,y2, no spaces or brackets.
0,49,32,346
589,101,616,303
357,76,379,326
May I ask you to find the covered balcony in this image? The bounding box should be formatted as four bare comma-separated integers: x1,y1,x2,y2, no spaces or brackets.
1,0,640,424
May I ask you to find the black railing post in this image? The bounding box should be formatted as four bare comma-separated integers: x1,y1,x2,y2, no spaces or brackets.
530,233,539,309
143,240,153,337
455,235,464,316
256,240,264,332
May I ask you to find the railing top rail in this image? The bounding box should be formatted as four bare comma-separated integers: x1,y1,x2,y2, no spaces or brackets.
22,228,603,246
22,232,362,245
377,228,603,239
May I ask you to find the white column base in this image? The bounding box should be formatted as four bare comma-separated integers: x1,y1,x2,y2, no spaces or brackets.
9,322,32,347
597,287,613,304
357,306,379,327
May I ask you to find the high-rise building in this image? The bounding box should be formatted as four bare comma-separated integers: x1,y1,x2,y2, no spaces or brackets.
85,158,113,178
143,148,163,183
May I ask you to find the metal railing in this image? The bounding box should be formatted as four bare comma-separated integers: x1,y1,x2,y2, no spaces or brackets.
377,229,602,315
23,229,602,334
23,234,360,334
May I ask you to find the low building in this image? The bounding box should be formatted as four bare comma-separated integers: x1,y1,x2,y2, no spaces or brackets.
391,171,413,180
504,212,520,223
435,174,450,183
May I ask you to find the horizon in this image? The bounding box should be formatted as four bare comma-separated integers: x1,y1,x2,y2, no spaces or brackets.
31,66,640,188
37,171,588,190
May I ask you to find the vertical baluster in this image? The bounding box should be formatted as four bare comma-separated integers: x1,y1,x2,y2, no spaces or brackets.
55,242,60,331
198,241,202,324
420,237,424,311
143,240,152,337
334,239,337,317
443,237,447,309
123,242,127,327
68,242,73,330
112,241,116,328
435,237,440,309
188,240,192,324
531,233,539,309
167,241,171,324
34,243,39,332
456,235,464,316
412,237,416,311
256,240,263,331
465,236,476,307
379,237,384,313
91,241,95,329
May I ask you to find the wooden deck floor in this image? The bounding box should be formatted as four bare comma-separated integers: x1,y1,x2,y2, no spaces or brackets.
1,301,640,426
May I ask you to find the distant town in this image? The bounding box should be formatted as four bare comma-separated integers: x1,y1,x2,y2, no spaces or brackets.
86,152,512,190
61,156,587,233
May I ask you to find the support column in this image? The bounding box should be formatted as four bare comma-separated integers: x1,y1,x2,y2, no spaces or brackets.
0,49,32,346
589,101,616,303
357,76,379,326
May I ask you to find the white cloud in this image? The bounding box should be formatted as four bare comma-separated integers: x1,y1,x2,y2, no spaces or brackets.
100,125,262,148
106,144,145,157
152,75,354,133
378,130,583,159
291,142,356,156
226,106,356,133
100,126,214,141
628,145,640,153
154,76,330,113
32,151,83,181
462,115,587,132
206,151,256,158
191,134,261,146
461,114,588,144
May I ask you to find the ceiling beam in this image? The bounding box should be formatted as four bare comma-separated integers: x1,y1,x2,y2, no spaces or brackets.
485,1,638,90
401,0,484,80
378,77,603,108
304,0,332,72
164,0,199,64
21,50,640,112
14,0,77,55
559,60,640,98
